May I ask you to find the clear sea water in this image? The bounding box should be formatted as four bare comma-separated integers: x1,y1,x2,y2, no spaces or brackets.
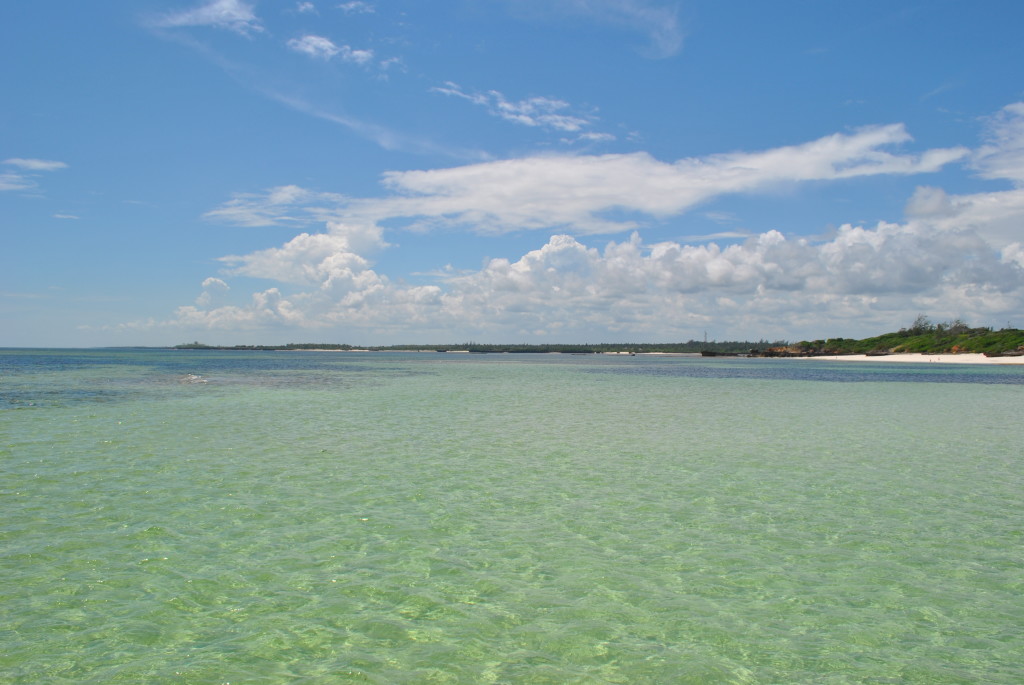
2,349,1022,684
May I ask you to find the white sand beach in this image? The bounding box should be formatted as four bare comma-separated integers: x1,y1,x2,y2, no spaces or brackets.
795,353,1024,365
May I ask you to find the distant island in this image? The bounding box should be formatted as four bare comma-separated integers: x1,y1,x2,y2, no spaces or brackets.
174,317,1024,358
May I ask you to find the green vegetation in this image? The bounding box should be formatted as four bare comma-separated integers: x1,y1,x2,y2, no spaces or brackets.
787,316,1024,357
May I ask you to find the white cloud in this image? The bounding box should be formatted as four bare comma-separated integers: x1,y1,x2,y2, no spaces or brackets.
196,277,230,307
1,157,67,193
331,125,966,235
1003,243,1024,269
566,132,618,144
296,2,317,14
175,288,303,329
505,0,684,59
286,35,375,64
905,185,1024,247
4,158,68,171
219,222,389,286
176,114,1024,341
973,101,1024,184
202,185,349,226
583,0,685,59
0,173,36,192
172,223,1023,340
433,82,597,133
287,34,377,65
340,46,374,65
444,224,1015,312
155,0,263,36
260,92,482,158
287,35,339,59
337,2,374,14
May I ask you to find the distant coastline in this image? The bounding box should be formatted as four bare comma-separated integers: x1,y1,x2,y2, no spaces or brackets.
787,353,1024,365
170,341,777,355
172,319,1024,361
167,348,1024,364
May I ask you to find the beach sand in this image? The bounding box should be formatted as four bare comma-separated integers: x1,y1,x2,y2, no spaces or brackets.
796,353,1024,365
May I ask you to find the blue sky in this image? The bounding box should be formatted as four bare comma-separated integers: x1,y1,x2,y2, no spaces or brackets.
3,0,1023,346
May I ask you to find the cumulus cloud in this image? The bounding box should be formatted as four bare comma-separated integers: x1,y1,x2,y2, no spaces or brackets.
444,224,1015,312
177,220,438,332
433,82,597,133
176,288,301,330
172,223,1023,340
196,277,230,307
174,112,1024,340
905,185,1024,247
155,0,263,36
218,221,389,286
1003,243,1024,269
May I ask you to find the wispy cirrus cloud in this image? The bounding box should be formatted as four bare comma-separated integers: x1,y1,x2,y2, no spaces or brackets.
580,0,685,59
349,124,966,235
206,124,968,235
0,173,37,192
504,0,685,59
254,91,489,159
432,82,602,135
203,184,349,227
1,158,67,193
154,0,263,36
4,158,68,171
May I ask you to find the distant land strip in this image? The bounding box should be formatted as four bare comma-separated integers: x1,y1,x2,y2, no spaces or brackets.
171,340,779,355
173,319,1024,358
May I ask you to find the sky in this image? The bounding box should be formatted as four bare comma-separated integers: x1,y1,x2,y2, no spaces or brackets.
2,0,1024,347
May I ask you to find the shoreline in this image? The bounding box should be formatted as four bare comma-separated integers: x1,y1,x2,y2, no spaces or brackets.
787,352,1024,365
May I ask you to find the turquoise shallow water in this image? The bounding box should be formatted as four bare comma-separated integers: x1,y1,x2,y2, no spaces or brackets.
2,350,1022,683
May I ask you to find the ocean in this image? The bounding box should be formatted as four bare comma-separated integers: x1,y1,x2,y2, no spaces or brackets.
2,349,1022,683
